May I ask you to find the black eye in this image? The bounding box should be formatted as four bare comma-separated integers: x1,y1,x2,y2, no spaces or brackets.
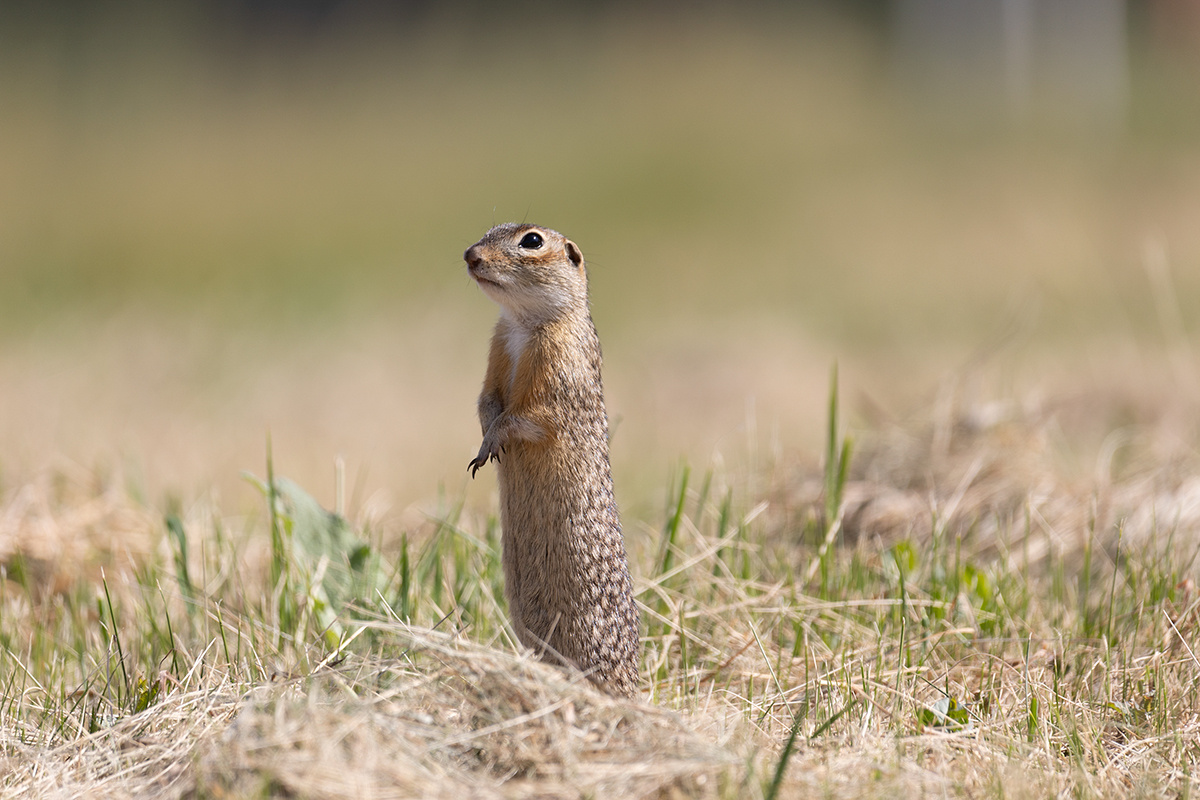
518,232,544,249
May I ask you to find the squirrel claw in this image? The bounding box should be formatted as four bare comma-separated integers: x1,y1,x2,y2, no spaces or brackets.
469,442,502,478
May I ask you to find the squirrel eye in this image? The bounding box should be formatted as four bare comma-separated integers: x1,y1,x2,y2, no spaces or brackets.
518,232,544,250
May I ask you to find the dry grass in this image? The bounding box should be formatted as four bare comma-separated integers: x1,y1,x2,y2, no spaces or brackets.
7,629,731,799
3,372,1199,799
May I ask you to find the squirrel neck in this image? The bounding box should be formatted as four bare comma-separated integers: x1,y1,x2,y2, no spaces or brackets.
500,295,590,335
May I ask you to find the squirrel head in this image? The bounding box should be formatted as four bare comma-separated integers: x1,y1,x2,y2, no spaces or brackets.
464,223,588,325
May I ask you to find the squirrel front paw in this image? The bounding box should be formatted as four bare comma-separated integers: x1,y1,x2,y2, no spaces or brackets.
467,437,504,478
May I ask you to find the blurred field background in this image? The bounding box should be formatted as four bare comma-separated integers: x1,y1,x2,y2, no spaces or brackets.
3,0,1198,517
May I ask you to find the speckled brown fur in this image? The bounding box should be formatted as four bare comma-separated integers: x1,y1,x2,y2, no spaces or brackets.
464,223,640,697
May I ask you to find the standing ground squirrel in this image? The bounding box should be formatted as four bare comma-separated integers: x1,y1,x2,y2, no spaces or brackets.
464,223,640,697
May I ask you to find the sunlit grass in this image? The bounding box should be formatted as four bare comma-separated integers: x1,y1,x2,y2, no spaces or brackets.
3,375,1198,797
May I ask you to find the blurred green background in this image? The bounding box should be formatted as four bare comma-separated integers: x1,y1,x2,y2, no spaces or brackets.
1,1,1198,513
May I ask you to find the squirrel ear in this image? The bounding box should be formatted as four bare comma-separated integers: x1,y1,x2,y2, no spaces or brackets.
565,240,584,268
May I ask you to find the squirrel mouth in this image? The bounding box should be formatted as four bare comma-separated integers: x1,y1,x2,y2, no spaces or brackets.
470,270,502,289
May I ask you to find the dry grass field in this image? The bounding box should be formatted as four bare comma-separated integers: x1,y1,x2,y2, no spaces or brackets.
3,370,1200,798
3,5,1200,798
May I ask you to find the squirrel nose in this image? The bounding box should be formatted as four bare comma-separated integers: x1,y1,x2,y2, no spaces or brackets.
464,245,482,269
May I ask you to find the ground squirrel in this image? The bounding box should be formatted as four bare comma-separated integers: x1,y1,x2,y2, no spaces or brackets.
464,223,640,697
